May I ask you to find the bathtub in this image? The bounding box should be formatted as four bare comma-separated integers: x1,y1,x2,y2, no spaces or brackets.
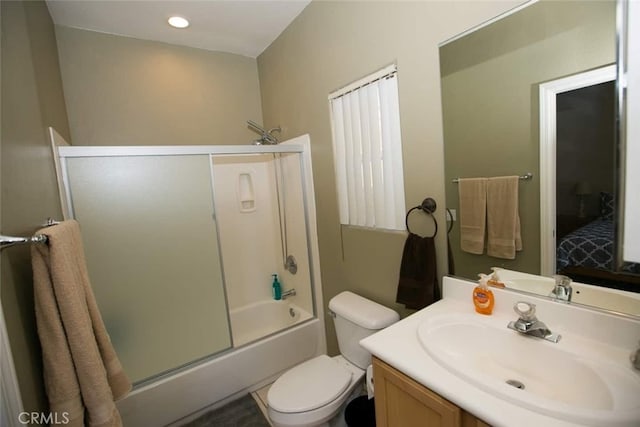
116,301,322,426
230,300,314,347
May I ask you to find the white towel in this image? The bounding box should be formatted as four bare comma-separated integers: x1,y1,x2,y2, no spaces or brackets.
486,176,522,259
458,178,487,254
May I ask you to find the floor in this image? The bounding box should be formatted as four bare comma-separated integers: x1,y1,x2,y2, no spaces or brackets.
251,383,274,426
177,380,367,427
178,386,274,427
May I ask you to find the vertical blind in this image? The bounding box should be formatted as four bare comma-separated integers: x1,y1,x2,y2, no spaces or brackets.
329,67,406,230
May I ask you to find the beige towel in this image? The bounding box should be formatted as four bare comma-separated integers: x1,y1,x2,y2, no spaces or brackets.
31,220,131,427
487,176,523,259
458,178,487,254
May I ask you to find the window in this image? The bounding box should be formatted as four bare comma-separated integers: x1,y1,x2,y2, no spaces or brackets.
329,65,406,231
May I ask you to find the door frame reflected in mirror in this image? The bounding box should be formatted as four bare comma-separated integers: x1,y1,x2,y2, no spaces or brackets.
539,64,617,276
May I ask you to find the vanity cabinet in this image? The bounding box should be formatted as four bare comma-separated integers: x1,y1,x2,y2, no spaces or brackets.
373,357,490,427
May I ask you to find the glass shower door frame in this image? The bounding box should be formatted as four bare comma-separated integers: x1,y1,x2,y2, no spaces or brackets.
54,142,320,382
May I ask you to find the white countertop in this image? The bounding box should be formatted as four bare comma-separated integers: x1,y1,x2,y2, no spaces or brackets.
360,276,640,427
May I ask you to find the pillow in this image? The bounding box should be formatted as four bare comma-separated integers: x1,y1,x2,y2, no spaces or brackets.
600,192,614,220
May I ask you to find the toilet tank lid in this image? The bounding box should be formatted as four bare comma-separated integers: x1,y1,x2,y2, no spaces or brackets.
329,291,399,330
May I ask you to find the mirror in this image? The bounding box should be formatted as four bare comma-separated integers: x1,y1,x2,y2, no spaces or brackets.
440,0,640,316
619,0,640,265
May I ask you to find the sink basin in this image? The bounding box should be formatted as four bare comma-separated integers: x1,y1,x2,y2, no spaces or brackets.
417,312,640,426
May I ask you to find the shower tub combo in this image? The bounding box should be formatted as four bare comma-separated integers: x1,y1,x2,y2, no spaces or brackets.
50,130,325,426
120,303,321,426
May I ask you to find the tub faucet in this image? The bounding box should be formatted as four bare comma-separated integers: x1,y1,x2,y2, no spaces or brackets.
550,275,572,302
281,288,296,300
507,301,561,343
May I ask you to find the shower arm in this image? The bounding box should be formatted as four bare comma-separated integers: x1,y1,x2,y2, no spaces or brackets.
247,120,281,144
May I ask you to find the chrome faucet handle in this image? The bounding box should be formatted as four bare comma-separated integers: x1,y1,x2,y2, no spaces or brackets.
550,275,572,302
514,301,537,321
554,275,572,287
508,301,561,343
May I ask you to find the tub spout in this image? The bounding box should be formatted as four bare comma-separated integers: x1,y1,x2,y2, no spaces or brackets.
282,289,296,299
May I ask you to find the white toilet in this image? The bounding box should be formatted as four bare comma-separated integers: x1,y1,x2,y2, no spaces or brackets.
267,291,399,427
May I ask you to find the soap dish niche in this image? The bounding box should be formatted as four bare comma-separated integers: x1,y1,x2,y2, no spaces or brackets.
238,171,256,213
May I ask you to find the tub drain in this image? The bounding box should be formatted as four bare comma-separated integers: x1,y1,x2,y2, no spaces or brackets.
506,379,525,390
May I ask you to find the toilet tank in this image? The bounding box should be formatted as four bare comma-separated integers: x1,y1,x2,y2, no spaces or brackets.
328,291,399,369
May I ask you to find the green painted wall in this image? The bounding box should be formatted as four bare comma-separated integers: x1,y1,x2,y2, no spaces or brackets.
257,0,524,355
55,26,263,146
1,0,70,413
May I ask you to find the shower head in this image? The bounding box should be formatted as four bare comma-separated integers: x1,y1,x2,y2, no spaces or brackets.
247,120,281,145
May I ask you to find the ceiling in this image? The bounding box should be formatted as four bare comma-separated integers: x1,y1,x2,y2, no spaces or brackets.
46,0,312,58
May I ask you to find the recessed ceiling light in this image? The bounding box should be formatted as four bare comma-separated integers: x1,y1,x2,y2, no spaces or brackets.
168,16,189,29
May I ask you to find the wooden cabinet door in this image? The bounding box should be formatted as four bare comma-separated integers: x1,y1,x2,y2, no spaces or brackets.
373,357,461,427
462,412,491,427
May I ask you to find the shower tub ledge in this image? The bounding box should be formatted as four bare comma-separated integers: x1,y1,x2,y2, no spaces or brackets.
230,300,313,347
116,314,322,426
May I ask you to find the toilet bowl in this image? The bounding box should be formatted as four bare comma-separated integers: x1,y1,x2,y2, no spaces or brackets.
267,355,364,427
266,291,399,427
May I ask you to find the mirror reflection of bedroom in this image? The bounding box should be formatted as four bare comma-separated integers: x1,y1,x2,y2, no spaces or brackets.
555,80,640,291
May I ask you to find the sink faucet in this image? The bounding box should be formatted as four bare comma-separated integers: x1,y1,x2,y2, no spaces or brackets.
550,275,572,302
507,301,561,343
281,288,296,300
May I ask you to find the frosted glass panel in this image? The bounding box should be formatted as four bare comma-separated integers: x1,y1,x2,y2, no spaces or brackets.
66,155,230,383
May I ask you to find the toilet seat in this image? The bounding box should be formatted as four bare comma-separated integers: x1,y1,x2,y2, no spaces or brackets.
268,355,352,413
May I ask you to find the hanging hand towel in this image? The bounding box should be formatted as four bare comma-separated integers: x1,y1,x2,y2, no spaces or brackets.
458,178,487,254
396,233,441,310
486,176,522,259
31,220,131,427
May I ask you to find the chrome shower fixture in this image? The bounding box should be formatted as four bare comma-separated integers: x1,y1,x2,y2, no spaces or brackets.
247,120,281,145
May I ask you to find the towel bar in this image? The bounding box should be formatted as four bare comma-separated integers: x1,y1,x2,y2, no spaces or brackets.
0,219,60,251
0,234,48,250
452,172,533,183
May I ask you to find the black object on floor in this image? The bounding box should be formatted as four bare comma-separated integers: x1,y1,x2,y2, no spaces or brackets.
345,396,376,427
180,394,270,427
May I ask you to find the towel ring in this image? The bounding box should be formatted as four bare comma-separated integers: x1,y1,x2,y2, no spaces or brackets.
405,198,438,238
445,208,454,234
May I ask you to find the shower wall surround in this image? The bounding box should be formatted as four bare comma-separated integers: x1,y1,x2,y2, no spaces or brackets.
213,153,314,314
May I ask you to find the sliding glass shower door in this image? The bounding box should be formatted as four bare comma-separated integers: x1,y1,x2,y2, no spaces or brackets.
65,155,230,383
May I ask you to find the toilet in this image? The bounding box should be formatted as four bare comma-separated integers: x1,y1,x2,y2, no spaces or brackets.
267,291,399,427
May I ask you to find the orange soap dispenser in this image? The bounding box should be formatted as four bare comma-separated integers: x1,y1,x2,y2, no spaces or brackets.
473,274,495,315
